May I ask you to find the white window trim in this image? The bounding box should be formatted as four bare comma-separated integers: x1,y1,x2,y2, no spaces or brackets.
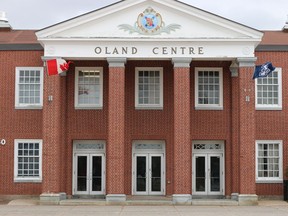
74,67,103,109
15,67,44,109
135,67,163,110
255,140,283,183
255,68,282,110
14,139,43,183
195,67,223,110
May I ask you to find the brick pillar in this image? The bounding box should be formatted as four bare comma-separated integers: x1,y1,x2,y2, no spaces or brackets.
172,58,192,204
106,58,126,203
41,68,66,204
237,57,258,205
230,61,240,198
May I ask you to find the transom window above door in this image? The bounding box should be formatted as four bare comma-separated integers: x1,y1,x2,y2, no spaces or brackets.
195,68,223,110
75,67,103,109
135,67,163,109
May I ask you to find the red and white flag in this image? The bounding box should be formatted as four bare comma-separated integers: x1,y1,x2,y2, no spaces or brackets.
46,59,72,76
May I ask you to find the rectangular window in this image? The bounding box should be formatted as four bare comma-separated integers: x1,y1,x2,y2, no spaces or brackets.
256,140,283,183
195,68,223,110
15,67,43,109
14,139,42,182
75,67,103,109
256,68,282,110
135,67,163,109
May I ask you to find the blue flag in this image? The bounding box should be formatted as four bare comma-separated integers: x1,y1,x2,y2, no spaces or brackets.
253,62,275,79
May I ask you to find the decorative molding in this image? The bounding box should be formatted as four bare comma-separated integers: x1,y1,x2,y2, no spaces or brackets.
237,57,257,67
107,57,127,67
135,143,163,150
76,143,104,150
118,7,181,35
172,58,192,68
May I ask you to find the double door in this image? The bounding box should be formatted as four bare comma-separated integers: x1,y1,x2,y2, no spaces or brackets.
133,153,164,195
74,154,105,195
193,153,223,196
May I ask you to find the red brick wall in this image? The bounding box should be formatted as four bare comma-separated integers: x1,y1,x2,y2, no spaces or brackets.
255,51,288,196
0,51,43,195
0,53,286,197
124,60,174,195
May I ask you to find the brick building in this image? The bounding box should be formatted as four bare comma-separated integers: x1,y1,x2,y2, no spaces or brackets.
0,0,287,205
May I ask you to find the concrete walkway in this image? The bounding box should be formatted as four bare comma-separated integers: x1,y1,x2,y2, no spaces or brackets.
0,200,287,216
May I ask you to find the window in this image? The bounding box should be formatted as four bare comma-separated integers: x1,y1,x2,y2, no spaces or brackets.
255,68,282,110
75,67,103,109
15,67,43,109
135,67,163,109
256,140,283,183
195,68,223,110
14,139,42,182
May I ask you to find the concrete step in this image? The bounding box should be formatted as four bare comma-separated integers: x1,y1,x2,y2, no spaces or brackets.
60,198,238,206
192,199,238,206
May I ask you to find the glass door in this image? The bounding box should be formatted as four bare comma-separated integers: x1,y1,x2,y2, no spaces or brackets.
193,153,223,195
134,154,164,195
74,154,105,195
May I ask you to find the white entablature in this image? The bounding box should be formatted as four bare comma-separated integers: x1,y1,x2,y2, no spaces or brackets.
36,0,263,59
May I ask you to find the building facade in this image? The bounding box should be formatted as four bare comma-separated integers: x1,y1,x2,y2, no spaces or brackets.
0,0,288,205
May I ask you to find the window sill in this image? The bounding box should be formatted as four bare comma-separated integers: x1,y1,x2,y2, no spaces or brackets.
14,178,42,183
195,106,223,111
256,106,282,111
15,106,43,110
256,179,283,184
135,106,163,110
75,106,103,110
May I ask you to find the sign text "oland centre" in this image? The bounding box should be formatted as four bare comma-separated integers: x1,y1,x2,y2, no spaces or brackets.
94,46,204,56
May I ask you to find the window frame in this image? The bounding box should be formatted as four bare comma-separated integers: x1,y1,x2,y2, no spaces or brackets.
14,139,43,183
135,67,163,110
74,67,103,109
255,68,282,110
255,140,283,183
15,67,44,109
195,67,223,110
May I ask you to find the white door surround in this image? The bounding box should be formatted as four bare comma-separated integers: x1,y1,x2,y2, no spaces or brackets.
132,140,166,195
192,140,225,197
73,140,106,196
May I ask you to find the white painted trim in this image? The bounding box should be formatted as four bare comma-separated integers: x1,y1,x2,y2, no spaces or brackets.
255,140,283,183
74,67,103,109
15,67,44,109
132,140,166,196
192,140,225,196
72,140,106,195
194,67,223,110
135,67,163,109
255,68,282,110
14,139,43,183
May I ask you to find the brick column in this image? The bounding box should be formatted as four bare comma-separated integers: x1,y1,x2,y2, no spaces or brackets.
237,57,258,205
172,58,192,204
106,58,126,203
230,61,240,199
41,67,66,204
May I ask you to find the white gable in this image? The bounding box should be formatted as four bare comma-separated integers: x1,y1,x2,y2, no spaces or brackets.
36,0,263,59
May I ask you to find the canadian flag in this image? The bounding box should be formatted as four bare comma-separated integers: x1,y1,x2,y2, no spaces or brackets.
46,59,72,76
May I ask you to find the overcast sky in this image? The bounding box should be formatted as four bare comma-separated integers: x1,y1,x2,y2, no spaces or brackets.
1,0,287,30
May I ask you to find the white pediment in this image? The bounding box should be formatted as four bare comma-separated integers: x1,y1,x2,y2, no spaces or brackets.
36,0,263,59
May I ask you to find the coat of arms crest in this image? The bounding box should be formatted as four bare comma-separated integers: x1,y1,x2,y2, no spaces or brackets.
119,7,181,35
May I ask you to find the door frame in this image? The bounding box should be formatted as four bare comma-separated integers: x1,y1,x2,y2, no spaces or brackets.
72,140,106,196
132,140,166,195
192,140,225,196
134,153,164,195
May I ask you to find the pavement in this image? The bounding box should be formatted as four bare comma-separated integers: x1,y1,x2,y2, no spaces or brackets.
0,199,287,216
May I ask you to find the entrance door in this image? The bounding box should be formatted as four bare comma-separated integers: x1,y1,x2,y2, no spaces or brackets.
193,153,223,195
74,154,105,195
134,154,164,195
